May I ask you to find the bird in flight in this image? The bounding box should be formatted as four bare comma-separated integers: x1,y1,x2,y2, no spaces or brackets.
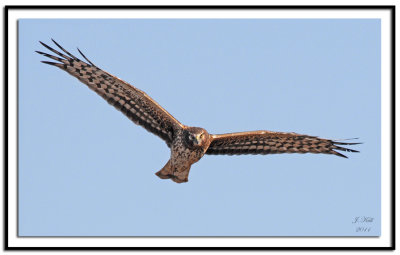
37,40,360,183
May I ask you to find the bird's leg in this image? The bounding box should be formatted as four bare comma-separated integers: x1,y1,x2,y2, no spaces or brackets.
155,160,173,179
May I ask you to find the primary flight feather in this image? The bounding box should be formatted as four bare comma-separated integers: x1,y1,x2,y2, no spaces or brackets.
37,40,360,183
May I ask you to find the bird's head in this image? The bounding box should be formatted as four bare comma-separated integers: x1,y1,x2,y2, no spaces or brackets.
185,127,210,148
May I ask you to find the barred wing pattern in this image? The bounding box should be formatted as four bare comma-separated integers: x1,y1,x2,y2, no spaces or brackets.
37,40,183,146
207,131,359,158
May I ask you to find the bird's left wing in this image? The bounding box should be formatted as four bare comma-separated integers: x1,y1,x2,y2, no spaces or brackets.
206,131,360,158
36,40,184,146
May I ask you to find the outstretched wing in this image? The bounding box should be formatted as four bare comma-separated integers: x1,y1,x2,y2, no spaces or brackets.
36,40,184,146
206,131,360,158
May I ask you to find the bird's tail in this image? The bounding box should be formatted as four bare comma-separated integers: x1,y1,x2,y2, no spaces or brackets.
155,160,189,183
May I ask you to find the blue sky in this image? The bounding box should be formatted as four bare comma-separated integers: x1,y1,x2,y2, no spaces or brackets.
18,19,380,236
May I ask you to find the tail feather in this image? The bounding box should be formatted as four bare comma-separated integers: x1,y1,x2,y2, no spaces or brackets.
155,160,189,183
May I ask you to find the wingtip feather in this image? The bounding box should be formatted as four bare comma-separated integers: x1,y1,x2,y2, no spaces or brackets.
51,39,64,51
39,41,49,48
77,47,95,66
333,151,348,158
334,141,362,145
40,60,59,66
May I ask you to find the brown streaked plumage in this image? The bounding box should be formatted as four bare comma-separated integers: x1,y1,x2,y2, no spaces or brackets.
207,131,358,158
37,40,360,184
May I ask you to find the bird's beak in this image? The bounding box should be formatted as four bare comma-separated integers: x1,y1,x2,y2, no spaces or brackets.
194,134,202,144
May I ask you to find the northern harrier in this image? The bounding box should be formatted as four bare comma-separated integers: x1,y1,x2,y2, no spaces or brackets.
37,40,360,183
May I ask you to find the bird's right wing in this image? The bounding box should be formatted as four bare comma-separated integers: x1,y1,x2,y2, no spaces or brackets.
37,40,184,146
206,131,360,158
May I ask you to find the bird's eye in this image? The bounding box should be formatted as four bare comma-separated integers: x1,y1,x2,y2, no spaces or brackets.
200,133,204,139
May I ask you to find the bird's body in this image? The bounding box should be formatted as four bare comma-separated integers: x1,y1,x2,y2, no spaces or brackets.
37,40,360,183
157,127,211,183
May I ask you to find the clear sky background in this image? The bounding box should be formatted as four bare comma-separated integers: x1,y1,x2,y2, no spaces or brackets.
18,19,380,236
